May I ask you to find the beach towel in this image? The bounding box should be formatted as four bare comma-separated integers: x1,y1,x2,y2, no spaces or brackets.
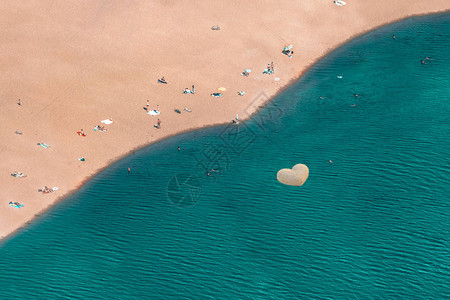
38,142,50,148
147,110,160,116
334,0,346,6
241,69,251,76
94,126,107,132
11,172,26,178
101,119,113,124
184,108,192,112
77,131,86,137
9,202,24,208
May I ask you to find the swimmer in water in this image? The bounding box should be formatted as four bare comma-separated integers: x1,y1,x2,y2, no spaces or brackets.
392,34,396,39
421,60,425,64
177,146,181,152
329,160,333,164
128,167,131,173
353,94,359,97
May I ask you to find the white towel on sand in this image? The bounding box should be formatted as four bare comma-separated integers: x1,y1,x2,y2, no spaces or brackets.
101,119,113,124
334,0,346,6
147,110,160,116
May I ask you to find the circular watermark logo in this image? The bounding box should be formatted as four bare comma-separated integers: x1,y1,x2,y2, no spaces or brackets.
167,172,202,208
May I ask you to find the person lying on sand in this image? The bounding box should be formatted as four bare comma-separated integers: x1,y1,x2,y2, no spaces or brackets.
158,77,167,84
11,171,27,178
95,125,106,131
183,87,195,94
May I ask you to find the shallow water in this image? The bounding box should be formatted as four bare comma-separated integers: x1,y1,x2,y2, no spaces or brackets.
1,13,449,299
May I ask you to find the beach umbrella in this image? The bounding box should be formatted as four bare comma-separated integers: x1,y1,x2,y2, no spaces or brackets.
217,87,226,92
244,69,251,73
277,163,309,186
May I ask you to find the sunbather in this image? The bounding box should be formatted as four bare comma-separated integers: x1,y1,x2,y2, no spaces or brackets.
158,77,167,84
9,201,24,208
11,172,26,178
38,142,50,148
77,129,86,136
211,93,222,97
183,86,195,94
154,119,162,129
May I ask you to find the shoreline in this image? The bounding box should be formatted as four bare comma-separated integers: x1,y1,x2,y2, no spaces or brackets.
1,2,449,244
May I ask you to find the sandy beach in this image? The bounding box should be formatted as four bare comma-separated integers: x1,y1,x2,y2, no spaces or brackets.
1,0,449,241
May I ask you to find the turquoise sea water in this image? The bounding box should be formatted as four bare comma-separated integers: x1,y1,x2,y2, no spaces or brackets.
1,13,449,299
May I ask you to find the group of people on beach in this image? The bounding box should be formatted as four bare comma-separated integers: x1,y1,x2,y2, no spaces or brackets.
13,31,435,210
40,186,53,194
263,62,275,75
183,85,195,94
